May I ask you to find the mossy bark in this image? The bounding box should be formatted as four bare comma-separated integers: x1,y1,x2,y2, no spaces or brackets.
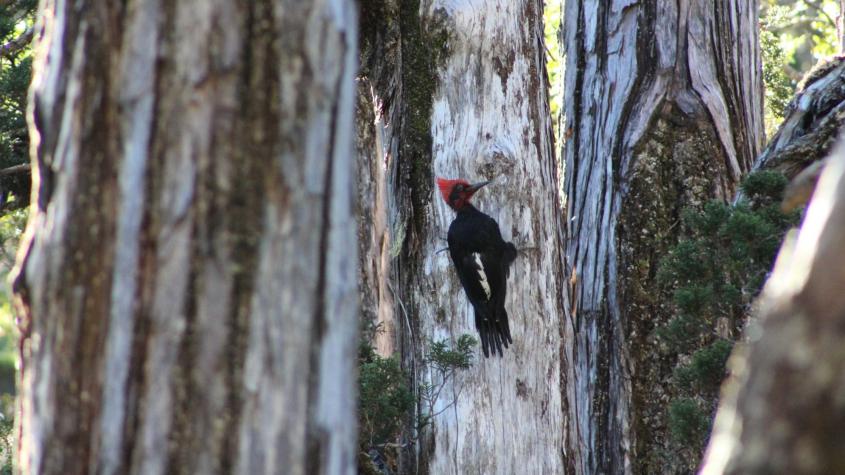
357,1,567,473
701,144,845,475
562,1,763,473
12,1,359,473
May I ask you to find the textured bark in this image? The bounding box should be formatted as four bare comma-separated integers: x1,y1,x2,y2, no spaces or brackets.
12,1,358,474
561,1,763,473
756,57,845,177
700,141,845,475
753,57,845,211
357,0,567,473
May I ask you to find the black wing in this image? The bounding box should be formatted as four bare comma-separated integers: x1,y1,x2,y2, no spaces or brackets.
447,212,515,357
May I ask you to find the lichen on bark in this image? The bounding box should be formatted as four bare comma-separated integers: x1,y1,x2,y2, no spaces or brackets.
618,102,733,473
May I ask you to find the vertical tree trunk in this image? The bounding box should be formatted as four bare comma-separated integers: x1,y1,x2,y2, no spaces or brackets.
700,142,845,475
357,0,567,473
839,0,845,51
13,1,358,474
561,1,763,473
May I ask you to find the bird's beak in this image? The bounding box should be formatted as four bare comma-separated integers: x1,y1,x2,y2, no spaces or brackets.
468,180,491,192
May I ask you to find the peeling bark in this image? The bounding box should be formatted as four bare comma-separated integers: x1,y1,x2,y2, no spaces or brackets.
12,1,358,473
701,141,845,475
357,0,567,473
562,1,763,473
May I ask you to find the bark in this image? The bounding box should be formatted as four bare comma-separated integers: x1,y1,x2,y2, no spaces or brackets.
357,0,567,473
756,56,845,178
561,1,763,473
700,141,845,475
12,1,358,474
839,0,845,51
754,56,845,210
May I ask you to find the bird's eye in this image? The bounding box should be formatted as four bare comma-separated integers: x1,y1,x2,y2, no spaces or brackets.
455,184,464,192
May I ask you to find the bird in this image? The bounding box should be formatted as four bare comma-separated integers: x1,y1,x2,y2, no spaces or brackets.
436,177,518,357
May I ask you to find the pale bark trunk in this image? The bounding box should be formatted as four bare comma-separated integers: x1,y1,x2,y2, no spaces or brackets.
13,1,358,474
562,1,763,473
700,141,845,475
357,0,567,473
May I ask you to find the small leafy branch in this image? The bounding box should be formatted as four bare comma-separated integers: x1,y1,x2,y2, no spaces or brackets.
417,334,477,431
357,330,477,474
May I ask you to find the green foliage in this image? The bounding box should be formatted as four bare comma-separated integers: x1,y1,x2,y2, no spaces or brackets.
762,0,840,72
0,394,12,474
0,1,36,210
357,333,476,473
668,398,708,446
358,341,414,447
657,171,799,464
657,315,706,352
417,335,477,430
657,173,798,346
674,340,734,393
759,1,842,136
761,2,798,135
0,209,22,474
425,334,476,372
741,170,789,203
0,208,25,269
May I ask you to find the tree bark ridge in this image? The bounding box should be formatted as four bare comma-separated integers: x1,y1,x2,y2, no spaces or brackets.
13,1,359,474
562,1,762,472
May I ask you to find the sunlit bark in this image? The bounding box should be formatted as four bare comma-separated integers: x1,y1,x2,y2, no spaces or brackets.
13,1,358,473
357,0,567,473
562,1,763,472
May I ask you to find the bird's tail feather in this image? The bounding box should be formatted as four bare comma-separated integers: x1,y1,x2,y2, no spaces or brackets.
474,305,512,358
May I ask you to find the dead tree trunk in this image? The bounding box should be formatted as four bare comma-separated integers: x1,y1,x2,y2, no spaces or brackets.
561,1,763,473
12,1,358,474
357,0,567,473
700,141,845,475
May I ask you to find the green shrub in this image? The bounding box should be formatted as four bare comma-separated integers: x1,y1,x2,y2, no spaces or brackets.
674,340,733,393
358,342,414,447
658,171,798,466
657,314,705,352
668,398,708,446
357,333,477,473
741,170,788,203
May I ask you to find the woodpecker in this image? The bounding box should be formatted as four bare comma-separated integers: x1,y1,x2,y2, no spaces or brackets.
436,177,517,357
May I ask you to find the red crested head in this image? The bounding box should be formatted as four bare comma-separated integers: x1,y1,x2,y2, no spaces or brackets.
436,177,491,211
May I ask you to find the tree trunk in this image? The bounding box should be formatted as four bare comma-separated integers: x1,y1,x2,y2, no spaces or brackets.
700,141,845,475
12,1,358,474
839,0,845,51
756,57,845,178
753,56,845,211
561,1,763,473
357,0,567,473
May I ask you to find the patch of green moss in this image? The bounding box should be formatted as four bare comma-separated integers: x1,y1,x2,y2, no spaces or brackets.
398,0,451,234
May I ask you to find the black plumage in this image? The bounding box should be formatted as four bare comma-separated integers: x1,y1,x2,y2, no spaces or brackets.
437,178,517,357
